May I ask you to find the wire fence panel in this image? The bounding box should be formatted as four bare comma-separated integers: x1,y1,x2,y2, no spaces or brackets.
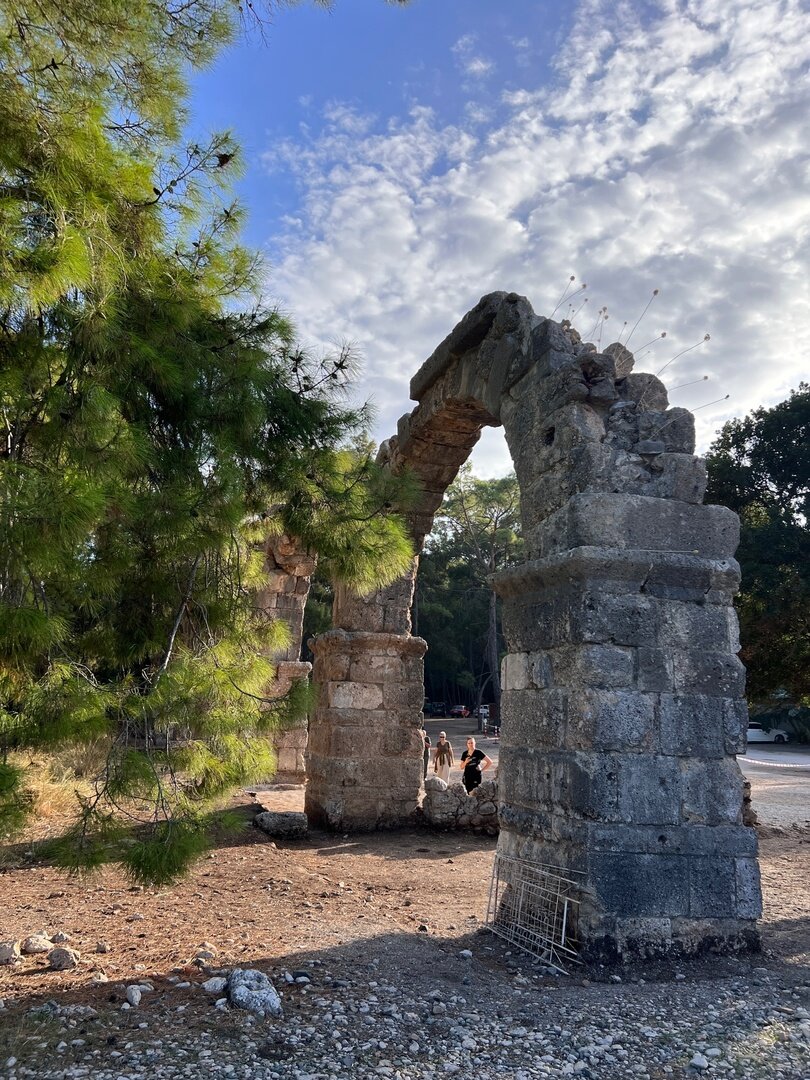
486,853,584,974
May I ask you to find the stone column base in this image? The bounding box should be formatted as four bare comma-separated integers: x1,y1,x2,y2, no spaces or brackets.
306,629,427,831
267,660,311,783
493,541,761,964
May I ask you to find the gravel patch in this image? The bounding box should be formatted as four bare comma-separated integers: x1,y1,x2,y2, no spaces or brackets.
1,949,808,1080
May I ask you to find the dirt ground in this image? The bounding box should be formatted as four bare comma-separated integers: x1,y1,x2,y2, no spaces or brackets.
0,785,808,1012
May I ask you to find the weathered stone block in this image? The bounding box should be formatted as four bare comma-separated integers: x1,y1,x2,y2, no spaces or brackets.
656,604,739,652
735,858,763,919
688,856,737,918
534,493,740,559
587,822,757,858
567,689,657,752
254,811,308,839
327,682,384,711
591,853,689,917
382,680,425,711
381,726,422,755
349,654,404,682
617,755,681,824
638,408,696,455
550,644,635,689
672,651,746,697
658,694,726,757
568,753,622,820
635,647,674,692
618,372,669,410
499,688,568,749
502,652,530,691
723,699,749,755
680,759,744,825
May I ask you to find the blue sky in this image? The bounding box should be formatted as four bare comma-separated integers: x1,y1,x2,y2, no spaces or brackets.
192,0,810,475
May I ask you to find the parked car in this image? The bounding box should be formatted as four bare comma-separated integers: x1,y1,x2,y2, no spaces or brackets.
747,722,790,744
449,704,470,718
424,701,447,718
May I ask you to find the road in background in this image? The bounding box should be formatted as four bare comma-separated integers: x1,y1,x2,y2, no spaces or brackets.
422,713,500,776
738,744,810,829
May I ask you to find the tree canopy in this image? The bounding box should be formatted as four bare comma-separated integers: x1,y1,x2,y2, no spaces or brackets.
417,469,522,712
706,384,810,714
0,0,414,879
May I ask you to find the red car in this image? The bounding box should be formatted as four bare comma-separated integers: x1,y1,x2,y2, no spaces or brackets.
449,705,470,718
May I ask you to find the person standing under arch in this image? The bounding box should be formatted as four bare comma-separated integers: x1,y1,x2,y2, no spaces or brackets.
460,736,492,794
433,731,454,783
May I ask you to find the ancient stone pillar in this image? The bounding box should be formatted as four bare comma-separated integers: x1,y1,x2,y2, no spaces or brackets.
305,568,427,829
256,533,316,781
494,319,760,962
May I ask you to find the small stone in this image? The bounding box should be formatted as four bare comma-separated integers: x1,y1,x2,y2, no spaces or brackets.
0,941,21,966
125,986,141,1007
705,1048,721,1058
95,942,110,954
51,931,71,944
22,933,52,955
201,977,228,994
194,941,218,961
91,972,109,984
458,950,473,959
48,947,80,971
689,1052,709,1070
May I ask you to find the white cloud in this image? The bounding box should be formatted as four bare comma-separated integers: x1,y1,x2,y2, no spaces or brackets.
263,0,810,476
451,32,494,79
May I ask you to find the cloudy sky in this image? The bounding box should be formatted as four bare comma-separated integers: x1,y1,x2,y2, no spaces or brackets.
194,0,810,476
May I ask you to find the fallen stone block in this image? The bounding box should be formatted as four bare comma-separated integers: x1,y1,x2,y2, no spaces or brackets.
254,811,308,839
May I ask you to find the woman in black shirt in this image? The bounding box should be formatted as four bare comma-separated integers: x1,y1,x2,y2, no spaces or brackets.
460,737,492,793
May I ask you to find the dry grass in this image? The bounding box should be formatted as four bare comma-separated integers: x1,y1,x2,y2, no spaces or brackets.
9,739,109,826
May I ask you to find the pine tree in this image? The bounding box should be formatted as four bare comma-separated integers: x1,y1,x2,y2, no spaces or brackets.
0,0,414,881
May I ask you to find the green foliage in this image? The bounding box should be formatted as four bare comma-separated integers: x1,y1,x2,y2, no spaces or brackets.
418,468,522,708
706,385,810,713
0,0,414,878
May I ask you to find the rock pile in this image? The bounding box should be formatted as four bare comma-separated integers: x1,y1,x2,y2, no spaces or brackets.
422,775,499,834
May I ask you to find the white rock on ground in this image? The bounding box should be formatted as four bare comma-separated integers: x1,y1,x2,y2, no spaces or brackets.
227,968,283,1017
0,941,21,965
21,933,52,955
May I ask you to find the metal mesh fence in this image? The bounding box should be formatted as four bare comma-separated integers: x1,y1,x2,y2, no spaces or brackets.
485,852,583,974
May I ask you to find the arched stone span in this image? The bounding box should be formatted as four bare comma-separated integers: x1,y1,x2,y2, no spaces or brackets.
306,291,760,962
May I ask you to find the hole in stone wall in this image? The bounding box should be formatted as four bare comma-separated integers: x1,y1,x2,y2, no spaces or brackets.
543,427,556,446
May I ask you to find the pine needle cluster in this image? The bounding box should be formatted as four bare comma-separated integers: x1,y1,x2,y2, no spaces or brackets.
0,0,415,881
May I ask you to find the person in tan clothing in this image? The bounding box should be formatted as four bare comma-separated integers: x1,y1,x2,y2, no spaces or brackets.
433,731,454,783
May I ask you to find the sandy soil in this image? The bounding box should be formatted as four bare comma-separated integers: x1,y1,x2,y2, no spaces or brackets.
0,786,808,1011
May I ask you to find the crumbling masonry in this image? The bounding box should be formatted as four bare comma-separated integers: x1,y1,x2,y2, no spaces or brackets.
302,292,760,962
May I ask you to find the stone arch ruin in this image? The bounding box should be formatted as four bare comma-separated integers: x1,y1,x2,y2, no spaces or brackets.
289,291,759,962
